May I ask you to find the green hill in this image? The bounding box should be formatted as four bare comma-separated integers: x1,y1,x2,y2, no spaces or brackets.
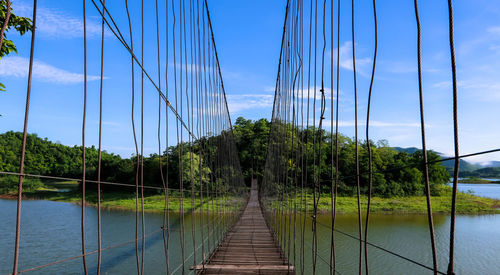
393,147,500,178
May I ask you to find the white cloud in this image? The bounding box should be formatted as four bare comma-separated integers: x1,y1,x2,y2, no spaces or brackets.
263,86,276,92
337,41,371,74
226,93,274,113
170,63,215,73
312,119,422,128
487,26,500,36
14,2,105,38
0,56,101,83
432,81,452,89
433,79,500,101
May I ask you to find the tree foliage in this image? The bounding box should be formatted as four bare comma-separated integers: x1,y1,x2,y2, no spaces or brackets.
1,1,33,91
0,115,450,197
233,117,449,197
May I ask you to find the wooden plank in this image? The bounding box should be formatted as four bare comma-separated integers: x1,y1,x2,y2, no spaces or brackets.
200,181,294,274
191,264,295,271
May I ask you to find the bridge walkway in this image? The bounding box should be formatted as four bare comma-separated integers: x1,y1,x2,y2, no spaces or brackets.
191,181,294,274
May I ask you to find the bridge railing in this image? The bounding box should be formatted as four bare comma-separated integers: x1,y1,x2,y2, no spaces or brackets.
260,0,500,275
1,0,247,274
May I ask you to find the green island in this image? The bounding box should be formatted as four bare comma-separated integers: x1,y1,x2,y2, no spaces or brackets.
1,117,500,215
458,177,500,184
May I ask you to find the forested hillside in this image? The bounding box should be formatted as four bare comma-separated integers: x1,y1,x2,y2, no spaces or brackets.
394,146,500,178
1,117,453,197
232,118,449,197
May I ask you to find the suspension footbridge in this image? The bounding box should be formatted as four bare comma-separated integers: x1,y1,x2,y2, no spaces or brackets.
1,0,499,274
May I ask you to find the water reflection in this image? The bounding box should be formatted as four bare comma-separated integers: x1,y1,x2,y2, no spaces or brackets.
1,197,499,274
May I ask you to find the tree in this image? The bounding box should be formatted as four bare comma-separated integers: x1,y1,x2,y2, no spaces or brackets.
181,151,210,190
1,0,33,91
233,117,270,186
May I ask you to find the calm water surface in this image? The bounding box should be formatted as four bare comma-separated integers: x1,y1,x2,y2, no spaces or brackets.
456,182,500,199
1,183,499,274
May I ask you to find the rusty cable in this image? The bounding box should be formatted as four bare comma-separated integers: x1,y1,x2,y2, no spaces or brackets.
123,0,140,273
331,0,341,272
14,228,164,275
364,0,378,274
313,217,447,274
89,0,197,141
96,1,106,273
446,0,460,274
81,0,88,273
140,0,146,272
414,0,439,274
164,0,171,272
12,1,37,274
351,1,363,272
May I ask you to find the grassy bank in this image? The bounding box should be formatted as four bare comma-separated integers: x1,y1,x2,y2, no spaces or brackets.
267,187,500,214
0,180,246,213
1,181,499,214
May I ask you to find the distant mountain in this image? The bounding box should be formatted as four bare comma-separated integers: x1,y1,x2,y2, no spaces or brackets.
393,147,420,154
460,167,500,178
440,158,481,173
392,147,490,175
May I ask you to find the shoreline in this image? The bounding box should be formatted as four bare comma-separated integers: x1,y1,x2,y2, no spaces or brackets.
1,190,499,215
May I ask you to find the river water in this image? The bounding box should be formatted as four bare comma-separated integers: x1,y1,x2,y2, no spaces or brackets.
1,183,499,274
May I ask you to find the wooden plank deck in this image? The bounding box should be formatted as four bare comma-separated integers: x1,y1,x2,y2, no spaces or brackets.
191,181,294,274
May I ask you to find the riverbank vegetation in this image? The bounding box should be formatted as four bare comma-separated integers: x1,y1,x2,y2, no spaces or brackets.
1,117,500,214
1,180,498,214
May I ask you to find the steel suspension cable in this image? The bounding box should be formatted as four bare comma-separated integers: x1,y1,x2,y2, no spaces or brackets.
330,0,341,272
164,0,171,273
311,0,319,269
446,0,460,274
123,1,141,272
364,0,378,274
180,0,187,271
12,1,37,274
312,217,447,274
414,0,439,274
96,0,106,272
140,0,146,272
351,1,363,272
89,0,197,141
81,0,88,273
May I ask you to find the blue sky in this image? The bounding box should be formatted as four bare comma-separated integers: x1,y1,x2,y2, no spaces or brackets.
1,0,499,164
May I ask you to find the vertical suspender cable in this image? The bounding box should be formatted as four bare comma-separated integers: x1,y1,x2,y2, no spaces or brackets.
414,1,439,274
351,0,363,274
81,0,88,273
364,0,377,274
12,1,37,274
188,0,196,265
311,0,319,268
330,0,340,272
96,1,106,273
124,1,141,273
171,0,180,270
153,0,169,271
314,0,327,271
180,0,186,271
166,0,172,270
140,0,146,273
196,0,206,265
124,1,140,273
446,0,459,274
165,0,171,270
